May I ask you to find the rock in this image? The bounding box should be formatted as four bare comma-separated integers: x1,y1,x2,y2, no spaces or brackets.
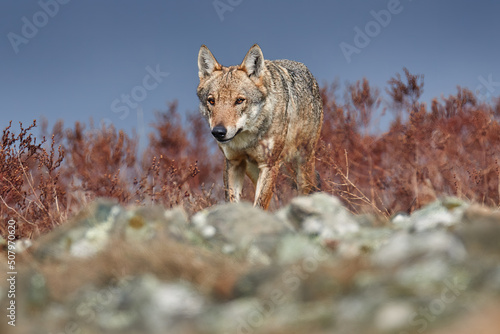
407,197,468,232
372,230,467,268
15,238,33,253
191,202,292,264
65,275,206,334
5,195,500,334
115,205,189,242
275,234,330,265
232,266,284,298
143,276,206,333
391,211,411,228
456,205,500,260
196,297,268,334
119,205,167,242
277,192,360,242
27,272,49,311
374,301,415,332
163,206,191,241
33,199,121,260
33,200,190,261
330,226,394,258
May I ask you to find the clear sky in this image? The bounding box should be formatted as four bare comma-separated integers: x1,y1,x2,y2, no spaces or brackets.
1,0,499,143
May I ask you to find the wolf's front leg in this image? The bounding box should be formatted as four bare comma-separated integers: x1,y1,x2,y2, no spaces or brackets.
254,165,278,209
224,159,246,202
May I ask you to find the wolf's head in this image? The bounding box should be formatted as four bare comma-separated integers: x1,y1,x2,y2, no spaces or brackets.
197,44,268,144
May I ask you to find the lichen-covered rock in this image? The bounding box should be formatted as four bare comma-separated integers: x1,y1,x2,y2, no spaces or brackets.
3,195,500,334
277,192,360,242
115,205,189,242
33,199,121,260
32,200,190,261
48,275,207,334
191,202,293,264
372,230,467,267
406,197,468,232
456,204,500,260
275,233,329,265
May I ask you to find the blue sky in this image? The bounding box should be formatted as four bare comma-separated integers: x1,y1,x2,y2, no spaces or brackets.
1,0,499,143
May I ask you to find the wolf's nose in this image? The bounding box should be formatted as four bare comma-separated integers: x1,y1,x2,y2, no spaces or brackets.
211,125,227,140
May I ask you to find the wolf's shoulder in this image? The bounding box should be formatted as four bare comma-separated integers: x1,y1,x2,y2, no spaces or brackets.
268,59,308,72
266,59,314,80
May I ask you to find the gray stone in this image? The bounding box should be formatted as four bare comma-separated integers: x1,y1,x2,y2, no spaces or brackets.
27,272,49,311
14,238,33,252
374,301,415,332
372,230,467,268
33,200,191,261
7,196,500,334
191,202,292,264
408,197,468,232
143,277,206,333
33,199,121,260
275,234,330,265
65,275,206,333
115,205,189,242
391,212,411,228
277,193,360,242
456,205,500,261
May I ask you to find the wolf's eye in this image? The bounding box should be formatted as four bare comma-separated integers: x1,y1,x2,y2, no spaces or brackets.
207,97,215,105
235,98,245,105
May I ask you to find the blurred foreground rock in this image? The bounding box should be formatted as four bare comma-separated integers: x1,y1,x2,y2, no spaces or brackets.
1,193,500,334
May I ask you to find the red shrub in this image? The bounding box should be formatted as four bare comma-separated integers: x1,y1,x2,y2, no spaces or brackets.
1,69,499,238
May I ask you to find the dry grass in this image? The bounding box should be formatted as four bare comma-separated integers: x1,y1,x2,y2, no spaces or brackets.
1,69,499,238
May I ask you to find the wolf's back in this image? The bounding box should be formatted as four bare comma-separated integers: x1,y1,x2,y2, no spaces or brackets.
265,59,323,136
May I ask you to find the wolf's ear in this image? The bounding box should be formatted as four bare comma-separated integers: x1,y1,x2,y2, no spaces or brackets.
240,44,264,78
198,45,221,79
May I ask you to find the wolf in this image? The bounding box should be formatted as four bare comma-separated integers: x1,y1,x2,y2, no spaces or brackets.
197,44,323,209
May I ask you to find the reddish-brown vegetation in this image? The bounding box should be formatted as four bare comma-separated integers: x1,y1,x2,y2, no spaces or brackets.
319,69,500,215
2,69,499,238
